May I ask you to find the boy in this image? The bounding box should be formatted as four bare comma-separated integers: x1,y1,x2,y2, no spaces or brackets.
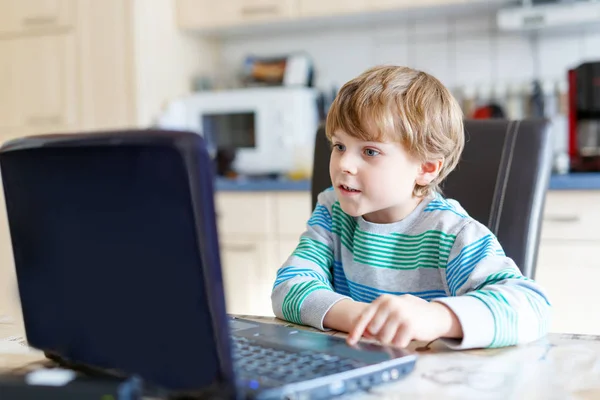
271,65,551,350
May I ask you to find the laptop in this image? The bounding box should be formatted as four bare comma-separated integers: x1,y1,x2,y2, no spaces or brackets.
0,130,417,399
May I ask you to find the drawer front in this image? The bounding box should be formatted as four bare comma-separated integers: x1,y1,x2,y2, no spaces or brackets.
541,191,600,241
216,193,274,236
536,242,600,335
275,192,311,236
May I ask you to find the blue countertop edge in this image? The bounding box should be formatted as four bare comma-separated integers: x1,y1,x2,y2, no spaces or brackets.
215,173,600,192
547,173,600,191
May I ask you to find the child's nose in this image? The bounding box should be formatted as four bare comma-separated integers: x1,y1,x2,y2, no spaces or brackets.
338,152,358,175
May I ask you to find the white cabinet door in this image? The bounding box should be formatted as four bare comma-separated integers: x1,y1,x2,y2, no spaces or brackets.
216,192,274,236
0,0,74,36
13,34,77,133
176,0,241,29
541,191,600,241
220,238,277,317
298,0,367,17
0,183,21,324
536,241,600,335
239,0,297,22
0,40,19,129
275,192,311,236
371,0,463,11
177,0,297,29
76,0,135,130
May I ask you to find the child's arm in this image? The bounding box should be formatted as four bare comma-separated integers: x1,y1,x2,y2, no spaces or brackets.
271,192,351,330
433,220,552,349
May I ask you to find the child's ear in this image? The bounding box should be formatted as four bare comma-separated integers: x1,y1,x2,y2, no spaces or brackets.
416,159,443,186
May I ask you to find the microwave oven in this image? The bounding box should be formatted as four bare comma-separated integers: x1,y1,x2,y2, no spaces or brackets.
157,87,319,176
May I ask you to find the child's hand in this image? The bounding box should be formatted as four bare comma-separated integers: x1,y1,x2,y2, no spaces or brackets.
347,294,461,348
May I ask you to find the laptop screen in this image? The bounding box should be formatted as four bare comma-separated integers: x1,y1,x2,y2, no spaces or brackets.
0,133,230,391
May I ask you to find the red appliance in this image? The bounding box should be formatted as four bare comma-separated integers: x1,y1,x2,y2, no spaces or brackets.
568,61,600,172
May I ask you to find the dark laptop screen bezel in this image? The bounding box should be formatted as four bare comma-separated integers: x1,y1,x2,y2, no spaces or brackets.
0,130,235,393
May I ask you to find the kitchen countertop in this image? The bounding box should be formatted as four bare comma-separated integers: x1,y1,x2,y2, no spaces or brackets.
215,172,600,192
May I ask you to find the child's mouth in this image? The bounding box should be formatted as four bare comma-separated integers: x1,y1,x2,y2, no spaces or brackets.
339,184,361,194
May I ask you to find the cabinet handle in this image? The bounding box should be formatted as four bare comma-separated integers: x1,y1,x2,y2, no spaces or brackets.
544,215,580,223
241,5,278,15
222,243,255,252
22,16,58,26
26,115,62,125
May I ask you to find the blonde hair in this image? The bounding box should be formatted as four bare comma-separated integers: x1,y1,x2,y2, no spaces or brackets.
326,65,464,197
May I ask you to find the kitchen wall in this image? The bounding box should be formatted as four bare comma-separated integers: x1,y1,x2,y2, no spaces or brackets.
217,13,600,96
132,0,218,127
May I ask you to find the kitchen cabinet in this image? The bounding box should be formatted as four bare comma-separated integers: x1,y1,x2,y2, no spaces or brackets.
536,241,600,335
0,0,74,37
220,238,278,316
0,33,76,135
75,0,135,131
176,0,496,32
0,41,18,130
0,0,213,139
239,0,297,23
13,34,77,134
0,0,134,138
0,0,215,328
215,191,311,316
298,0,367,17
176,0,298,30
535,190,600,335
373,0,465,9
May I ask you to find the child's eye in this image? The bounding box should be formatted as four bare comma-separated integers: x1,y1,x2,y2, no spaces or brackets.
332,143,345,152
364,148,380,157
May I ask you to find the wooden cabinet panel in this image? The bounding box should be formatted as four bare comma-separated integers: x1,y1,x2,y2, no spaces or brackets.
239,0,297,23
0,182,20,323
541,191,600,241
0,41,19,129
275,192,311,236
372,0,464,10
0,0,74,36
220,238,277,316
536,241,600,335
75,0,135,130
298,0,367,17
176,0,240,29
12,34,77,133
177,0,297,29
216,192,274,236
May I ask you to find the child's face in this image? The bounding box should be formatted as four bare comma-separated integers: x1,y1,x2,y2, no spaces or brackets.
329,130,435,224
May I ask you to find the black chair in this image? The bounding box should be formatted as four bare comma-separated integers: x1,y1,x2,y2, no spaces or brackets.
310,120,553,278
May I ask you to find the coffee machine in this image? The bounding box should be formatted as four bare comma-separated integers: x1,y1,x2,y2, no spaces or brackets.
568,61,600,172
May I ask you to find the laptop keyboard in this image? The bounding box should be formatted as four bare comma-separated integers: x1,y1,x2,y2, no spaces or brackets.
232,336,368,384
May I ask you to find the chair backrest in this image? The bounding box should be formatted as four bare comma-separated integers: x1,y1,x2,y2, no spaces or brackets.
310,120,553,278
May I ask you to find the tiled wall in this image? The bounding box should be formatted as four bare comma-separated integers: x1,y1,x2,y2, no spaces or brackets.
217,13,600,95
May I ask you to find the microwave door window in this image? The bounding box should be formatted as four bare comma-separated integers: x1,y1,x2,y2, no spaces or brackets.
201,112,256,154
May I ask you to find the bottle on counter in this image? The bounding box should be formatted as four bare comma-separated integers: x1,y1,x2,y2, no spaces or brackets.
505,82,526,120
551,79,570,175
461,85,477,118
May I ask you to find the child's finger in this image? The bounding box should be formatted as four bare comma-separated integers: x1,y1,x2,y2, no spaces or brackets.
362,331,374,339
348,304,378,344
392,324,412,348
377,317,401,345
366,308,389,336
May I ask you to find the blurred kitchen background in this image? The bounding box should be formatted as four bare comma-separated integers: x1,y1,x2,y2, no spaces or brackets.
1,0,600,335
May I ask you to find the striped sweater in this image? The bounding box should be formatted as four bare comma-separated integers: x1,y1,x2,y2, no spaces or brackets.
271,189,552,350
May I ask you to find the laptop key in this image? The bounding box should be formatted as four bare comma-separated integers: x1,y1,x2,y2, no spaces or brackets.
232,336,369,383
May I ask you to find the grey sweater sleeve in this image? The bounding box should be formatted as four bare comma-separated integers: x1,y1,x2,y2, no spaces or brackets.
434,220,552,349
271,190,350,330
